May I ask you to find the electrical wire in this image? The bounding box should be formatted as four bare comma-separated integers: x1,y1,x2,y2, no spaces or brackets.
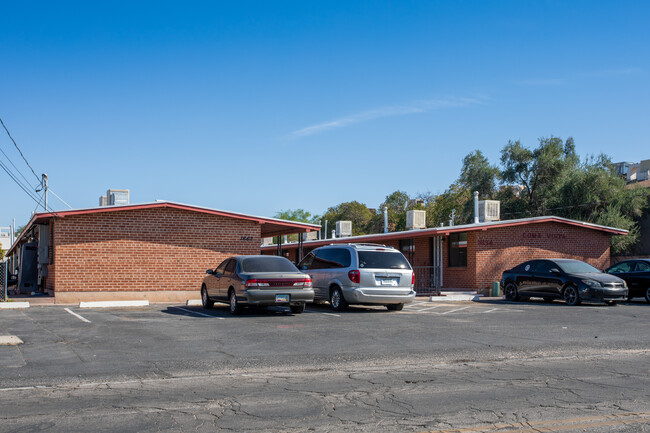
48,188,73,209
0,117,41,183
0,158,42,204
0,145,37,191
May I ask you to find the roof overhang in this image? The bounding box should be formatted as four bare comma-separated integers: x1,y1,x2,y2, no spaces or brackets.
261,216,628,251
6,201,320,255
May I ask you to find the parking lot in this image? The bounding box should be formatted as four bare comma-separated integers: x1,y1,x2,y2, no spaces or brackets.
1,299,649,432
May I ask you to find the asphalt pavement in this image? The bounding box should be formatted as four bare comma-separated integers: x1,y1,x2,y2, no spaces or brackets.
1,298,649,432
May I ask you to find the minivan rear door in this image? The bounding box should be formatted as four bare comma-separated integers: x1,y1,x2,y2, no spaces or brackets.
357,250,412,294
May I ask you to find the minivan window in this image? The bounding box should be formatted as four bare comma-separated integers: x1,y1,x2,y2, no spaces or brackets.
358,251,411,270
313,248,351,269
240,256,298,273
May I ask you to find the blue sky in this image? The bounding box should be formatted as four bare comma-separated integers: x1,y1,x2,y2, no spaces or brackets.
1,0,648,228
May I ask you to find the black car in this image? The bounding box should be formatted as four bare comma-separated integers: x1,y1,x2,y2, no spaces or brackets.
605,259,650,303
501,258,627,306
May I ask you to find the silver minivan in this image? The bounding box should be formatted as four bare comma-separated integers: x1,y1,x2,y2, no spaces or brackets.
297,243,416,311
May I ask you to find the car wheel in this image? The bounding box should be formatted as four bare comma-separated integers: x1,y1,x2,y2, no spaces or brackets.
646,287,650,304
504,283,519,301
563,285,581,306
229,289,242,315
330,287,348,311
386,303,404,311
201,285,214,309
290,303,305,314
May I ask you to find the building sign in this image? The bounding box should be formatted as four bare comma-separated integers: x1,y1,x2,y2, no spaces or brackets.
522,232,567,240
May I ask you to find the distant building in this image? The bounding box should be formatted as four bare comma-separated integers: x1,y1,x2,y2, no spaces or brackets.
614,159,650,183
0,226,12,253
99,189,130,207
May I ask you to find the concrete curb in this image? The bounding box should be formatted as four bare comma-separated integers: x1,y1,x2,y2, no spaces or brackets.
186,299,202,306
0,335,24,345
429,294,483,302
0,302,30,309
79,300,150,308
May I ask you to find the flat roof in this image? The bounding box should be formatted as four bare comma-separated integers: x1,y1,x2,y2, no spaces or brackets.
261,215,628,250
7,201,321,255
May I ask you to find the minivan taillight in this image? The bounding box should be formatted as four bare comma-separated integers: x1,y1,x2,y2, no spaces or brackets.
348,270,360,284
411,272,415,285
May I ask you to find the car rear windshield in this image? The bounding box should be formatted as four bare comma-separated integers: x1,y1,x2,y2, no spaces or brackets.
240,257,298,273
557,261,600,274
358,251,411,270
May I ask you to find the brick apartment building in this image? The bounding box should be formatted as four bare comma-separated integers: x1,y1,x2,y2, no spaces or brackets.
262,216,627,295
6,202,319,303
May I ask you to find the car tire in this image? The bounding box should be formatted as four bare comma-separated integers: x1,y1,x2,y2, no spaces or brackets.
290,303,305,314
504,283,519,301
563,285,581,306
201,285,214,309
229,289,242,315
646,287,650,304
386,303,404,311
330,287,348,311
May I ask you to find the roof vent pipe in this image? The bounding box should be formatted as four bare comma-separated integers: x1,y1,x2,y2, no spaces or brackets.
324,220,328,239
383,206,388,233
474,191,480,224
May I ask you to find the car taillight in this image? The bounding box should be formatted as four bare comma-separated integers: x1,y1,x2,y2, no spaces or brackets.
411,272,415,285
245,279,270,288
348,270,360,284
293,278,312,288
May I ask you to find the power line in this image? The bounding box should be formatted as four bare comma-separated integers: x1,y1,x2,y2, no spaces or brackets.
0,144,37,191
0,117,41,183
49,188,73,209
0,158,42,204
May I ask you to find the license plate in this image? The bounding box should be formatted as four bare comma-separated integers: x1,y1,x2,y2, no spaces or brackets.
380,279,398,286
275,294,290,303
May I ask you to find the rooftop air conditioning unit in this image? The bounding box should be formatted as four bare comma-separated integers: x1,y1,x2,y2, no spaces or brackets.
302,231,318,241
335,221,352,237
406,210,426,230
479,200,500,222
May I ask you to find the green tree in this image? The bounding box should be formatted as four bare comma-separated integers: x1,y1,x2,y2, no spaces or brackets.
0,246,4,259
273,209,321,242
459,150,500,199
499,137,649,254
321,201,374,236
380,190,411,231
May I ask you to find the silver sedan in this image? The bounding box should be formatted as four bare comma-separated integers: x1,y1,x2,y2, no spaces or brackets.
201,255,314,315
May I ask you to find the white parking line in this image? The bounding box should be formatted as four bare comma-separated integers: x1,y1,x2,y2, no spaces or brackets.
481,308,500,314
415,305,443,312
321,312,341,317
171,306,225,319
64,308,91,323
439,306,470,315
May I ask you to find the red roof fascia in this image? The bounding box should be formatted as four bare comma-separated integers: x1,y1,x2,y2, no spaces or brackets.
29,202,318,231
261,217,627,251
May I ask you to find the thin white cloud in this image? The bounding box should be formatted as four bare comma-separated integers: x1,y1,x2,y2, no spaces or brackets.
516,78,566,86
288,96,485,139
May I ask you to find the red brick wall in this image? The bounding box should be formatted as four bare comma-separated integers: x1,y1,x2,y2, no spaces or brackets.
52,208,261,293
473,222,611,293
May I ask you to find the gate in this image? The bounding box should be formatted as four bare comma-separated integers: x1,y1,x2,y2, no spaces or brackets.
413,237,443,296
0,261,6,302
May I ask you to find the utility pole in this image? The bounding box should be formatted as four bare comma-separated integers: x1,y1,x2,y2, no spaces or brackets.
42,173,48,211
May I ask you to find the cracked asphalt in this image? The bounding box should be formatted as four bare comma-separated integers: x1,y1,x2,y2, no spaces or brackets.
0,299,649,432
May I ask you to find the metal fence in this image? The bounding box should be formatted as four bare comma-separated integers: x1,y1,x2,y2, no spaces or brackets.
413,266,442,296
0,261,6,302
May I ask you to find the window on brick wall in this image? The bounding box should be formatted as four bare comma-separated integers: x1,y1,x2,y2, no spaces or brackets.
448,232,467,267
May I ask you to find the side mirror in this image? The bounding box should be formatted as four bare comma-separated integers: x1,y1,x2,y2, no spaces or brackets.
206,269,213,275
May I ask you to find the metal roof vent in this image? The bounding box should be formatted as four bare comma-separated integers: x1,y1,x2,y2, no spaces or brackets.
479,200,500,222
406,210,426,230
336,221,352,237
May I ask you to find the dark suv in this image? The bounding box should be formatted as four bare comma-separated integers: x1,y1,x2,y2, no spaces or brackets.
501,258,627,306
297,243,416,311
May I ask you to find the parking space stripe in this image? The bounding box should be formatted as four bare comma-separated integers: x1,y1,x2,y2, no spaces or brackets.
64,308,91,323
416,305,443,312
440,306,470,315
171,306,225,319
